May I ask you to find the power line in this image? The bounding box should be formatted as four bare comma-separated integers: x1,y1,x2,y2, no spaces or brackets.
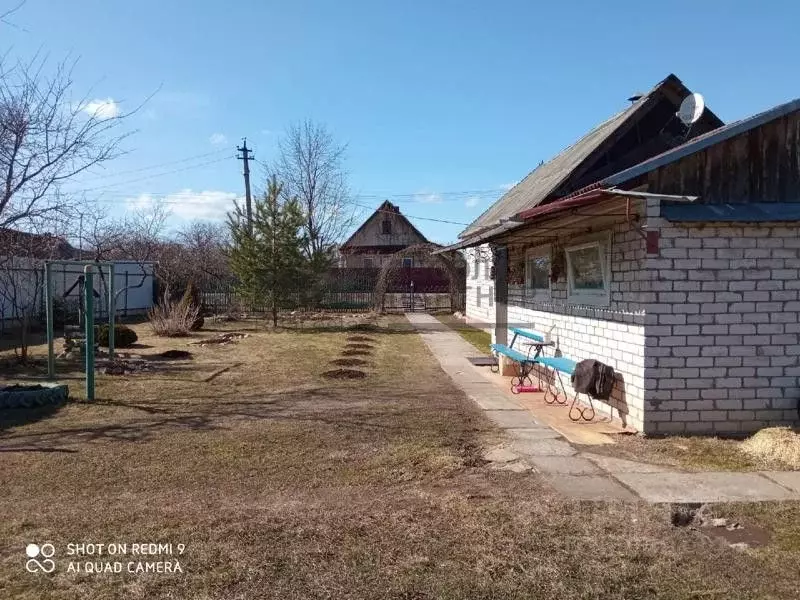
347,200,470,226
66,157,231,194
77,148,231,183
86,194,469,226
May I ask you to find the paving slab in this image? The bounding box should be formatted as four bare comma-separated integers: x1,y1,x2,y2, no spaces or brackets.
614,472,798,503
482,446,519,463
507,427,563,440
760,471,800,493
467,393,523,411
544,474,638,501
483,409,541,429
491,460,532,473
527,455,602,475
581,453,671,474
512,438,577,457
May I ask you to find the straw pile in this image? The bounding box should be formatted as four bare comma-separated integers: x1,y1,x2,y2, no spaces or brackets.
741,427,800,469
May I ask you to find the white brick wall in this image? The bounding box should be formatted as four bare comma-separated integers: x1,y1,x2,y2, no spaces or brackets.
643,216,800,434
464,206,800,436
464,245,495,335
504,220,648,430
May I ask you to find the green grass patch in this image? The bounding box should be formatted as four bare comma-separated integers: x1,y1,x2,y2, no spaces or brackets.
435,314,492,355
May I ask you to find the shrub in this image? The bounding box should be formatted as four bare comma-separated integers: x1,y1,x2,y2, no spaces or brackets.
95,324,138,348
179,281,204,331
148,294,200,337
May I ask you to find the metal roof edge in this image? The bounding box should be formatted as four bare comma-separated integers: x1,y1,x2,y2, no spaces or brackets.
662,202,800,223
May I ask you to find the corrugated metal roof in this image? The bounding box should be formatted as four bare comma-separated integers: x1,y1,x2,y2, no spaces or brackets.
459,74,713,240
662,202,800,222
459,104,640,239
605,98,800,187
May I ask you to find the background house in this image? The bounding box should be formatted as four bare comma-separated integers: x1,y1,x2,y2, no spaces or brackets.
0,228,155,325
453,74,800,435
339,201,438,268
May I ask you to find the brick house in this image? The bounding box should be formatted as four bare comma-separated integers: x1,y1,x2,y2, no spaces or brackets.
450,75,800,434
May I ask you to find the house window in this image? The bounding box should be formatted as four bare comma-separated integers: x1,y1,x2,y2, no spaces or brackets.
381,219,392,235
363,257,374,268
472,253,480,279
525,246,550,296
565,237,610,306
402,257,413,268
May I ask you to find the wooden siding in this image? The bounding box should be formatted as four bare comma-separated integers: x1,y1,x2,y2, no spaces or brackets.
642,111,800,203
343,210,427,250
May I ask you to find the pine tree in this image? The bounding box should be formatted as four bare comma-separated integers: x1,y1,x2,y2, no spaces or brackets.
228,176,307,327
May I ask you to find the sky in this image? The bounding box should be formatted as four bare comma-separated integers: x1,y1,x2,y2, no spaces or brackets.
2,0,799,244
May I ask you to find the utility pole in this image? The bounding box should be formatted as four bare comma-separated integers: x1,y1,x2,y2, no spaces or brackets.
237,139,255,233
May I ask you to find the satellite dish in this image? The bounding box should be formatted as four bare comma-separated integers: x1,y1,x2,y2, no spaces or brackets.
678,93,705,125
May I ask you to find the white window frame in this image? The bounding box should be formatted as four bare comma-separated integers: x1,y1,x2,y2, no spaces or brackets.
565,235,611,306
524,245,551,298
402,257,413,268
472,252,481,280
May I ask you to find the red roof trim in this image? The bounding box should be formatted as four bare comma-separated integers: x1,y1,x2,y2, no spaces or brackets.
516,189,611,221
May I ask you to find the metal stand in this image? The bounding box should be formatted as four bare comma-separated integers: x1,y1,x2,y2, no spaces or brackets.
44,260,116,383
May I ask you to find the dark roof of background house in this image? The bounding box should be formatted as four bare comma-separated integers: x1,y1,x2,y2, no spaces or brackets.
340,200,429,249
0,228,79,260
459,74,724,240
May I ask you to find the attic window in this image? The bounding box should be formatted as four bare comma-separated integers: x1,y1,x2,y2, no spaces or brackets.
381,219,392,235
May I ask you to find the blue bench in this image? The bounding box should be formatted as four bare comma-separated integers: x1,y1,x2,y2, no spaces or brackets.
534,356,595,422
490,328,550,393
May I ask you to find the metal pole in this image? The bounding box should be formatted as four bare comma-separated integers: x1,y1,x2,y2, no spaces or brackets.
45,262,55,379
84,265,95,401
107,263,115,359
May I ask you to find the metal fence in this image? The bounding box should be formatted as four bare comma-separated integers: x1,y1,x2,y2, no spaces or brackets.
0,263,155,324
200,267,466,314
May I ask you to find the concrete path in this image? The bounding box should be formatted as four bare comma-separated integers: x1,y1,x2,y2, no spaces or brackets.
405,312,800,503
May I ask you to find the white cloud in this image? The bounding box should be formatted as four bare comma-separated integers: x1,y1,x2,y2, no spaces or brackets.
499,182,517,191
82,98,120,120
413,191,442,204
260,129,274,136
209,133,228,146
465,196,480,208
127,189,238,221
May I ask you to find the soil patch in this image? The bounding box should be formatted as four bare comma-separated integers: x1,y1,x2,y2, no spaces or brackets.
346,336,376,343
341,349,371,357
152,350,193,360
329,358,371,367
322,369,367,380
345,343,374,350
189,333,249,347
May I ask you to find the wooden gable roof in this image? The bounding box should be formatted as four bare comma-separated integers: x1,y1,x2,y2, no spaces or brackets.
459,74,724,240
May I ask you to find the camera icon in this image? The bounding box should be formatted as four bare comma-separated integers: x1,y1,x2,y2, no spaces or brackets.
25,543,56,573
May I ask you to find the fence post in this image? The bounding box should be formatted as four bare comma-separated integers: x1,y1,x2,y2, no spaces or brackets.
84,265,95,401
45,262,55,379
107,263,115,359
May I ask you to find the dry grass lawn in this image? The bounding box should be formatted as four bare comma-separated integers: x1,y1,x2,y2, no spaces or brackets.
585,432,800,473
1,315,800,599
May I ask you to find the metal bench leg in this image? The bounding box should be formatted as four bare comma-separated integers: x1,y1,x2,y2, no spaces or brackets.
568,387,596,422
543,368,567,405
511,362,533,393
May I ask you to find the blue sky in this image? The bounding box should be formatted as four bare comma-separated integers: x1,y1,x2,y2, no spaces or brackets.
3,0,798,243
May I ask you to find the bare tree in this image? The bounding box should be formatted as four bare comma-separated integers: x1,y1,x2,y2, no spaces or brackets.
0,54,133,231
275,120,354,269
79,200,169,313
176,220,231,287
